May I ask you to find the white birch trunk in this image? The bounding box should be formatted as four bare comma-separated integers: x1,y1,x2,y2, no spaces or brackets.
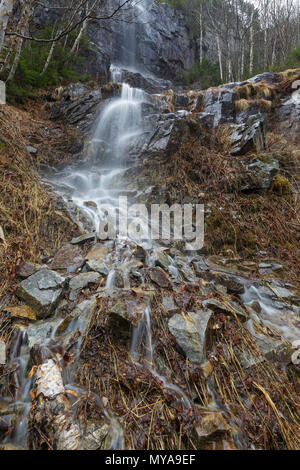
0,0,14,56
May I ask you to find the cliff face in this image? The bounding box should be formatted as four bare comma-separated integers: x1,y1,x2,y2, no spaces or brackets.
32,0,197,81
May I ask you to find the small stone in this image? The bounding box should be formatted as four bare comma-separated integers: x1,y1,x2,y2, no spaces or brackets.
149,267,171,288
4,305,36,321
195,412,231,439
26,145,37,154
50,244,84,272
203,298,248,322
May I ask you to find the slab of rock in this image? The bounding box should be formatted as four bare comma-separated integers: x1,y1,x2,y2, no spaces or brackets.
86,259,109,275
57,297,97,335
86,244,110,261
0,340,6,365
4,305,36,321
50,244,84,272
16,270,65,318
149,267,171,288
82,421,109,450
17,262,48,279
168,310,212,364
230,114,267,156
69,272,101,301
70,232,97,245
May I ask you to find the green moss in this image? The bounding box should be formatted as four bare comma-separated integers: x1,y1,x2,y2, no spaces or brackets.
271,174,292,195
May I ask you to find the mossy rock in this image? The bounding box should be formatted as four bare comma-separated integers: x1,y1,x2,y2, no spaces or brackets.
271,174,292,195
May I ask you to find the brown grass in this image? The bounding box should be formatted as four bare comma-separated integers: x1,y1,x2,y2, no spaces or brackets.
0,104,78,304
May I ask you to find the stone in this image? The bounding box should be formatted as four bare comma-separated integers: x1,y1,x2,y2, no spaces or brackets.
17,262,48,279
86,259,109,275
0,340,6,365
161,296,179,314
50,244,84,272
149,267,171,288
16,270,65,318
86,244,110,261
57,297,97,335
70,232,97,245
4,305,36,321
82,421,109,450
152,248,171,272
69,272,101,300
26,319,59,348
26,145,37,154
230,114,267,156
195,412,231,439
168,310,212,364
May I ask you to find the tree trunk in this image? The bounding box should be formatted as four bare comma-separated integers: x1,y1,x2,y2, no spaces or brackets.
249,12,254,76
0,0,14,56
217,34,223,81
41,40,55,75
6,37,23,81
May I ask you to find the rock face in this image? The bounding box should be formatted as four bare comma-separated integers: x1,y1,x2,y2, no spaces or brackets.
16,270,65,318
87,0,196,80
168,310,212,364
230,114,267,156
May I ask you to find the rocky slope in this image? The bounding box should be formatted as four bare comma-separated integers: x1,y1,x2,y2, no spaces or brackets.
0,67,300,450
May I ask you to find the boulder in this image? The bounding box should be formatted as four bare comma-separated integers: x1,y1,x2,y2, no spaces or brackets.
50,244,85,272
168,310,212,363
69,272,101,301
16,270,65,318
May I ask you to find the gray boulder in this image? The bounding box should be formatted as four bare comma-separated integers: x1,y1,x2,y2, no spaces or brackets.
16,270,65,318
230,114,267,156
168,310,212,364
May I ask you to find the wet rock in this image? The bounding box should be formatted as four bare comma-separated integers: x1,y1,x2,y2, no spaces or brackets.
97,288,152,340
16,270,65,318
0,340,6,365
149,267,171,288
57,297,97,335
26,319,59,348
239,320,295,368
133,245,147,261
69,272,101,301
230,114,267,156
50,244,85,272
4,305,36,321
70,232,97,245
147,116,192,157
86,259,109,275
168,310,212,364
82,421,109,450
86,244,110,261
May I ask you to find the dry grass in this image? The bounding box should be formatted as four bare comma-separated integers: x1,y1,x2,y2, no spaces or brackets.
235,98,251,112
0,104,78,304
75,285,300,450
